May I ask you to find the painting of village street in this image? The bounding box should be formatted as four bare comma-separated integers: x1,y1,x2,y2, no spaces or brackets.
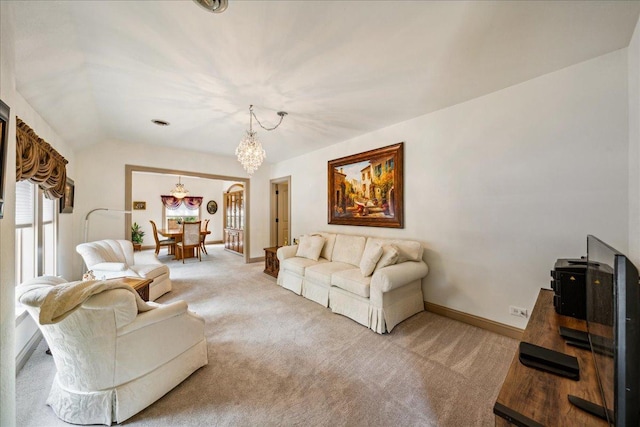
328,143,403,228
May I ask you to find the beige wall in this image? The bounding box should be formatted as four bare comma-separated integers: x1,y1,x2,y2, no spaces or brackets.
272,49,630,330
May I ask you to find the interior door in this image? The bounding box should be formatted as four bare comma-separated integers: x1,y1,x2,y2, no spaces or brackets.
277,183,289,246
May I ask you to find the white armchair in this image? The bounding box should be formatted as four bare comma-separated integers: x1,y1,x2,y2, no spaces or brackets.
76,239,171,301
16,276,208,425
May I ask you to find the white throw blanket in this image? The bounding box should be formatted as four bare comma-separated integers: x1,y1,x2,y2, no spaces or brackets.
17,277,155,325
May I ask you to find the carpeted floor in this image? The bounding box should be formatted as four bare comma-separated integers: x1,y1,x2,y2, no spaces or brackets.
16,244,517,426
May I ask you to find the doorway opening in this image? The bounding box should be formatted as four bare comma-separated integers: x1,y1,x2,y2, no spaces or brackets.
124,165,251,263
270,176,291,247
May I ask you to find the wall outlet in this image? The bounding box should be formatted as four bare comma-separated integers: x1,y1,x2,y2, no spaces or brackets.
509,306,528,318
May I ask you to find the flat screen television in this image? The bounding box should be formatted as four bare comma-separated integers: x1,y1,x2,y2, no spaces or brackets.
570,235,640,426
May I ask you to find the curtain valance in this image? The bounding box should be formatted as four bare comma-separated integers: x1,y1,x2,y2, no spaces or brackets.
161,196,203,210
16,118,68,199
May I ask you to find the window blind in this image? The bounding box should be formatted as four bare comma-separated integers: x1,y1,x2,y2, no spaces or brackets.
15,180,34,226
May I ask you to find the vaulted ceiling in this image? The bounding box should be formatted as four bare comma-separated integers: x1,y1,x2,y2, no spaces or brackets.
10,1,640,163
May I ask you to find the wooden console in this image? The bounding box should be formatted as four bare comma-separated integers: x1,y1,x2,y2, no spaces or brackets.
494,289,607,426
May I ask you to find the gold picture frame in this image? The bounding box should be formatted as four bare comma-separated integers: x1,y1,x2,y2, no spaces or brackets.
328,142,404,228
0,100,9,219
133,201,146,210
59,177,75,214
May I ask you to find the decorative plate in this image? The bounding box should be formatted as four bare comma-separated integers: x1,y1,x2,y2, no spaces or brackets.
206,200,218,214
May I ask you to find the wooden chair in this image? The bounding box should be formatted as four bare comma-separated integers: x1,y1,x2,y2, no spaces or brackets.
200,219,210,255
176,221,201,263
150,220,175,256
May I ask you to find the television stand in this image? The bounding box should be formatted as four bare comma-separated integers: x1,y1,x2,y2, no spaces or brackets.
494,289,608,426
568,394,614,422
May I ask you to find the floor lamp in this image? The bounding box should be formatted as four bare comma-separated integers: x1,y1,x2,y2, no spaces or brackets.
83,208,133,243
82,208,132,276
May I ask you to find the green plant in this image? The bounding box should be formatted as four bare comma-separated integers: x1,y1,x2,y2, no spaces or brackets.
131,222,145,244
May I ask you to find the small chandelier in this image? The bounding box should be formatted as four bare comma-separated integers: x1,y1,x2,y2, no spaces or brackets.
170,176,189,199
236,105,287,176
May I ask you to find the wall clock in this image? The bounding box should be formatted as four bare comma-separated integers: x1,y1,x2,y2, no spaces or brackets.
206,200,218,214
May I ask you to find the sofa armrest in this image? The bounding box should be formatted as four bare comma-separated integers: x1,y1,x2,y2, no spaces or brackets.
277,245,298,262
117,300,198,336
371,261,429,293
91,262,127,272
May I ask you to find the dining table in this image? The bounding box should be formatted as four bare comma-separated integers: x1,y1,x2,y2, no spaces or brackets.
158,228,211,260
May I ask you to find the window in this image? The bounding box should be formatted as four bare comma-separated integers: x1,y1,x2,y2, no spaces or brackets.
15,180,57,285
164,202,200,229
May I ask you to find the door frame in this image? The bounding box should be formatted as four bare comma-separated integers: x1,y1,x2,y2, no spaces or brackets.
125,164,251,264
270,176,291,247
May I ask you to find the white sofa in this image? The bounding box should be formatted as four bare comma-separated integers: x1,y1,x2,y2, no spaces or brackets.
277,232,429,333
76,239,171,301
16,276,208,425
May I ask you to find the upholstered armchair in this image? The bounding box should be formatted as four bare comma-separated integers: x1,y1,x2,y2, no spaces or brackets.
76,239,171,301
16,276,208,425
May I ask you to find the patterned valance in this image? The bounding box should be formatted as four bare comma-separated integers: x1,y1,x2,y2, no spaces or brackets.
16,118,68,199
161,196,203,210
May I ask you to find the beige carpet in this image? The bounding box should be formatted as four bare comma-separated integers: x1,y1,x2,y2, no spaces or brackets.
16,245,517,426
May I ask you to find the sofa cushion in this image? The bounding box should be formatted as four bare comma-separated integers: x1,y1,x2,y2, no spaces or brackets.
281,257,327,276
390,239,423,263
296,235,325,261
332,234,367,267
130,263,169,280
305,262,355,286
375,244,400,272
360,240,384,277
315,232,337,261
332,269,372,298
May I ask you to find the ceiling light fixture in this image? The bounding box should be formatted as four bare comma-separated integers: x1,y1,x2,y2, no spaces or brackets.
236,105,287,176
170,176,189,199
193,0,228,14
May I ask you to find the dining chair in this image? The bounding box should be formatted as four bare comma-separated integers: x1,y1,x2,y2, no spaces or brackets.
150,220,175,255
200,219,210,255
176,221,202,263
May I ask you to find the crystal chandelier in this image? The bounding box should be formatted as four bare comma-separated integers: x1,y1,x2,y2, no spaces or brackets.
170,176,189,199
236,105,287,176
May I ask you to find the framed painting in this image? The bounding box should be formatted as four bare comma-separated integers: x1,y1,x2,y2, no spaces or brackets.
0,100,9,219
133,201,146,210
328,142,403,228
60,177,75,214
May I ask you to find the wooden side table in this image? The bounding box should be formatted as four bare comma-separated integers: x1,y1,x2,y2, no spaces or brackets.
264,247,281,278
118,277,152,302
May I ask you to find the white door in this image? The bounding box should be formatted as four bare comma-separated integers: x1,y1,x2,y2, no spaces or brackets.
276,183,289,246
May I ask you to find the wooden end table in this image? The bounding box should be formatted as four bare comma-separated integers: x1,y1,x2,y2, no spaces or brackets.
119,277,153,301
263,247,281,278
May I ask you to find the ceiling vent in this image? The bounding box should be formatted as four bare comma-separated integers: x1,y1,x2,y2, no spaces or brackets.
193,0,228,14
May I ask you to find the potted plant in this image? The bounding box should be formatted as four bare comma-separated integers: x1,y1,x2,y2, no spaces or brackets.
131,222,145,245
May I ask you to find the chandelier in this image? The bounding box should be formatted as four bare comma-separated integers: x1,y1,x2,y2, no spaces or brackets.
170,176,189,199
236,105,287,176
193,0,228,13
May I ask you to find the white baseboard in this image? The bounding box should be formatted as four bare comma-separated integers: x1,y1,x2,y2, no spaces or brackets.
16,329,43,374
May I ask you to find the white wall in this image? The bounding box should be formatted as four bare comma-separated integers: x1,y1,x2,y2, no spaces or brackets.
629,16,640,266
131,173,224,245
0,4,17,424
0,3,77,425
74,139,271,276
272,50,630,329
